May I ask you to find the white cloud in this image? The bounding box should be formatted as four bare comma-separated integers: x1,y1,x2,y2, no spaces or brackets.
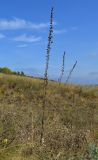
0,18,49,30
54,29,67,34
0,33,5,38
13,34,42,43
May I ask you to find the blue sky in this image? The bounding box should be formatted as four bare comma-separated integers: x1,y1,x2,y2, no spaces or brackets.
0,0,98,84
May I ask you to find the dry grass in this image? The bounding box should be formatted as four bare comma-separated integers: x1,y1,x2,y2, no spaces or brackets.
0,73,98,159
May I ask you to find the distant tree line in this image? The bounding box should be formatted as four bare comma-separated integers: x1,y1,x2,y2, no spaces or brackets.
0,67,25,76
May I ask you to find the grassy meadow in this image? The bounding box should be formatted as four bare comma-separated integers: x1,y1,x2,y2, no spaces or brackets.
0,73,98,159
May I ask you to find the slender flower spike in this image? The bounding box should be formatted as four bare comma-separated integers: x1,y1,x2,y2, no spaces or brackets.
58,51,66,85
66,60,77,83
40,7,54,145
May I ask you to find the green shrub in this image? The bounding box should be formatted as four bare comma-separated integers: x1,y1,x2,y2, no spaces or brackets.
0,67,12,74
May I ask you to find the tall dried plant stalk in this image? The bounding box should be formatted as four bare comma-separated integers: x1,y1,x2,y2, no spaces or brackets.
40,7,54,145
58,51,66,85
66,60,77,83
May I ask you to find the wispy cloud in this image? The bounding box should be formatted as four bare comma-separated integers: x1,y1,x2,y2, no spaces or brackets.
54,26,78,35
13,34,42,43
89,52,98,58
71,26,78,31
54,29,67,34
0,18,49,30
17,44,28,48
0,33,5,39
89,72,98,76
